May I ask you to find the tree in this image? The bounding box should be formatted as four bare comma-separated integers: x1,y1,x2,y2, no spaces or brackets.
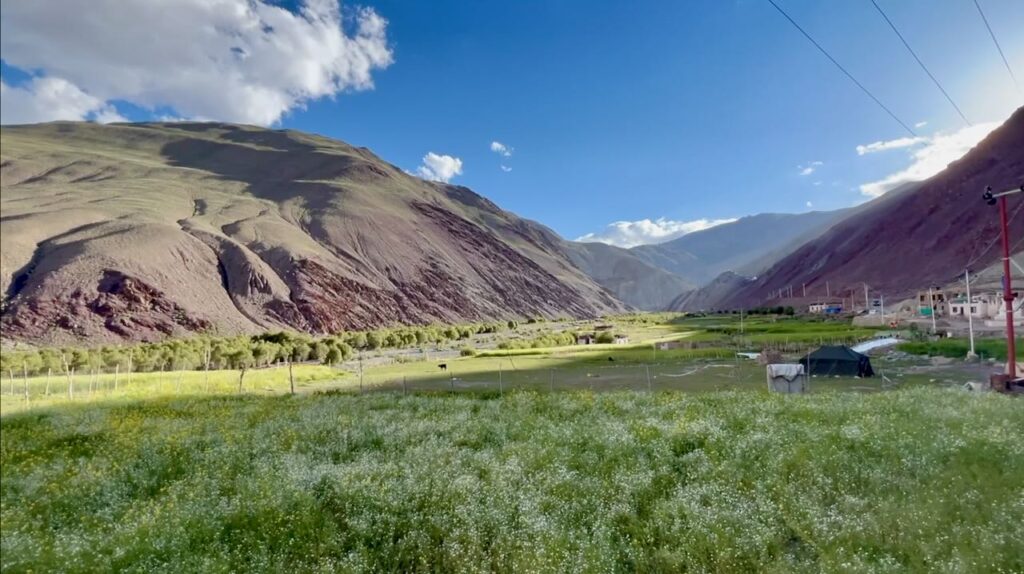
323,347,343,366
310,342,329,362
365,331,382,350
226,348,254,393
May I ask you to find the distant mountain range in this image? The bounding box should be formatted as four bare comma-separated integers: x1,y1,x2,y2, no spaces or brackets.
3,107,1018,344
676,106,1024,311
568,209,851,309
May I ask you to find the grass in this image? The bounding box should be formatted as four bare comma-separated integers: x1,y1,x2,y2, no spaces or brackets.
2,389,1022,572
0,365,346,416
897,337,1024,361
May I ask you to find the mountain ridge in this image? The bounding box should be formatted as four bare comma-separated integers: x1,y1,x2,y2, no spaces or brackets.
0,121,625,343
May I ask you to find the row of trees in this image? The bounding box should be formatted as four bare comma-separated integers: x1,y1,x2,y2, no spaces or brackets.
0,320,521,382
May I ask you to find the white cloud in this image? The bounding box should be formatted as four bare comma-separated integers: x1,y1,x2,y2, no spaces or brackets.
490,141,513,157
798,161,822,176
858,122,1001,197
1,76,126,124
500,165,512,172
856,136,928,156
0,1,393,126
575,217,737,248
416,152,463,183
806,201,814,208
915,121,928,128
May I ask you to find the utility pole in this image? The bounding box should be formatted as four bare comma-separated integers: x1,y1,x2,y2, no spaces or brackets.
864,283,869,313
965,269,976,359
826,281,830,298
802,283,806,298
928,286,937,334
880,294,885,327
983,185,1022,379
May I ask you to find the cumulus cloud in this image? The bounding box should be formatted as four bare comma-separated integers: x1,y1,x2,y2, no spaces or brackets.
0,0,393,126
798,161,822,176
806,201,814,208
575,217,737,248
1,77,125,124
856,136,928,156
490,141,513,157
416,152,463,183
500,165,512,172
858,122,1001,197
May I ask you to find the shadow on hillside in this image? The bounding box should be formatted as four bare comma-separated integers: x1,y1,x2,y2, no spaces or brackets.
156,126,386,210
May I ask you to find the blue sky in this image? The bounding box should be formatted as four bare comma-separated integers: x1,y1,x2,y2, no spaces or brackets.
2,0,1022,246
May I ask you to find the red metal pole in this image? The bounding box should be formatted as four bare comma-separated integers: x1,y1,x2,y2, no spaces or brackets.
999,195,1017,379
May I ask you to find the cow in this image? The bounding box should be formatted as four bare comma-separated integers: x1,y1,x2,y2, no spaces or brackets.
438,363,448,371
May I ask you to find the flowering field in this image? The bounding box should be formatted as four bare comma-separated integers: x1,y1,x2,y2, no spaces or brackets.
2,389,1022,572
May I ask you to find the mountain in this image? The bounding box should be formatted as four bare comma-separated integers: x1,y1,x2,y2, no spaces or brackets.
666,271,753,312
0,122,625,344
708,106,1024,310
630,210,851,285
561,241,694,310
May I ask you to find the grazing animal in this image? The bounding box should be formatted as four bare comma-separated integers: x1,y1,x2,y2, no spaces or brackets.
438,363,448,371
608,356,615,362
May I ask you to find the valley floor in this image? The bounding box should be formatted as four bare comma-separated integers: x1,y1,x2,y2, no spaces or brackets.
2,389,1022,572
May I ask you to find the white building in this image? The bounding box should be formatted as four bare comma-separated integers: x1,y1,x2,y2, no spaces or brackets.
948,293,1001,319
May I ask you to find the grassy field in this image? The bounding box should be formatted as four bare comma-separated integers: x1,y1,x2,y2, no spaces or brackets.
897,337,1024,361
0,365,347,416
0,315,967,416
2,389,1021,572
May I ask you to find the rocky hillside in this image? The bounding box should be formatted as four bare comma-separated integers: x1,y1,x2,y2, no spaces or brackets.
708,106,1024,310
0,122,625,344
560,241,694,310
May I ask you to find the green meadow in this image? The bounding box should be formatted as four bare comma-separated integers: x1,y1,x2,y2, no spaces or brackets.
2,314,1021,572
2,389,1021,572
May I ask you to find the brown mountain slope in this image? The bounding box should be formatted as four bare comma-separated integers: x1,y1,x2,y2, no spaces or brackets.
560,241,694,310
0,122,624,344
713,107,1024,310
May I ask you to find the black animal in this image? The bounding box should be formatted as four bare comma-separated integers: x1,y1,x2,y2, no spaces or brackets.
438,363,448,371
607,356,615,362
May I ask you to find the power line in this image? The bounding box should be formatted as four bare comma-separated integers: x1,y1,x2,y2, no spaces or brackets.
972,0,1022,96
964,198,1024,270
765,0,917,137
868,0,970,126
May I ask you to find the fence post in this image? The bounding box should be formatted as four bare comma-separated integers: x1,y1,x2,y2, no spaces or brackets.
498,363,503,397
645,364,652,392
549,369,553,392
402,376,407,396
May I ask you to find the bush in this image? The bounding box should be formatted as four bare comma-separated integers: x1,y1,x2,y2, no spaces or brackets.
460,347,477,357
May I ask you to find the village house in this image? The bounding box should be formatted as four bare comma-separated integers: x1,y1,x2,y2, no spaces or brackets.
808,301,843,314
613,335,630,344
946,291,1022,326
918,290,948,317
948,293,1001,319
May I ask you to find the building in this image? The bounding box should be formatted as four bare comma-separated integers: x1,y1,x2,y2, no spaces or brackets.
809,301,843,314
613,335,630,345
918,290,948,317
576,334,595,345
948,293,1001,319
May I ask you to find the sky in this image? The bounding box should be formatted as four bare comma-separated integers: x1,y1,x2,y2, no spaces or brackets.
2,0,1022,248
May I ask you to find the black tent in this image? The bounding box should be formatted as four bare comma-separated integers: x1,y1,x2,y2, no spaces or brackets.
798,345,874,377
